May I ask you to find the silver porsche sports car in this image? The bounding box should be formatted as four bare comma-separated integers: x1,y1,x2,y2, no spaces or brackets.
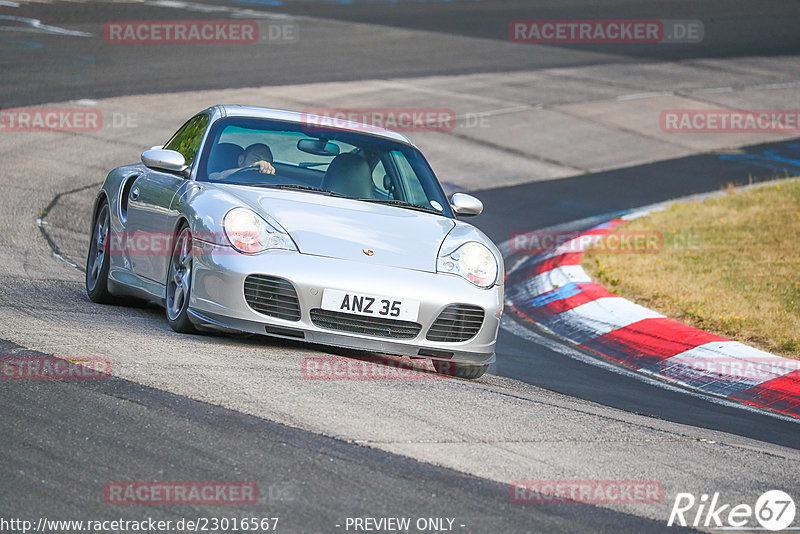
86,105,503,378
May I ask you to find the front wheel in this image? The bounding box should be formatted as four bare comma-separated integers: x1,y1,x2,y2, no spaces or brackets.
166,225,198,333
86,202,114,303
432,360,489,380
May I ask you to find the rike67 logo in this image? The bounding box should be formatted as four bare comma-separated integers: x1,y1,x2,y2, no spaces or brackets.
668,490,796,531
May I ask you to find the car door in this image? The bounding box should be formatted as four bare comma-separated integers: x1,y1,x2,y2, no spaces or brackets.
126,114,209,283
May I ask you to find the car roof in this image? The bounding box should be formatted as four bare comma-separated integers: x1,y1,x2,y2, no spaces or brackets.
212,104,416,146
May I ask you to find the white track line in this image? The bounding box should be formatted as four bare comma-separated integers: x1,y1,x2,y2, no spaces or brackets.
0,15,92,37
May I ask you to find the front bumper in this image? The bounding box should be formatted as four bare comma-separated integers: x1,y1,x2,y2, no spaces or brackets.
188,241,503,366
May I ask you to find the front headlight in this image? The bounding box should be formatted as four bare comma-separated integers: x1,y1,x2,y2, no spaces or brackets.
222,207,297,254
437,241,498,288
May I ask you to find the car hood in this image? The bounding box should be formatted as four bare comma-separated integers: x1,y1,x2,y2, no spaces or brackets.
221,186,456,272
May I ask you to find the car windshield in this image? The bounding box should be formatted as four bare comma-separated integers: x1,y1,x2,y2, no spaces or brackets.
195,117,452,216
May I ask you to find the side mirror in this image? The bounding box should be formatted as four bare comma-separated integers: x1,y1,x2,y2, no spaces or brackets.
141,149,189,177
450,192,483,216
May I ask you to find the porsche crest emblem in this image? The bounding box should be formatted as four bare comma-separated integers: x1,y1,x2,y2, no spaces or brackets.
362,249,374,256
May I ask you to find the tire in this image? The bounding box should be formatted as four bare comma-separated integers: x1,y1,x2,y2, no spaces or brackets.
432,359,489,379
165,224,198,334
86,202,114,303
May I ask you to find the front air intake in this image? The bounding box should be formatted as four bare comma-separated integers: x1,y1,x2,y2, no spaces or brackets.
243,275,301,322
310,309,422,339
426,304,484,342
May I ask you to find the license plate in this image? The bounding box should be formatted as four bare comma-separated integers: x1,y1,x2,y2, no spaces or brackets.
321,289,420,322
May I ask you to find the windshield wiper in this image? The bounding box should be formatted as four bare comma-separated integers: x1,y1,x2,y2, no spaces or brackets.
251,184,344,196
356,198,441,214
239,184,440,213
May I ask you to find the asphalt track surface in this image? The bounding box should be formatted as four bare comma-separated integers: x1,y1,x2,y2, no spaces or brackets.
3,0,800,106
4,338,671,533
2,1,800,532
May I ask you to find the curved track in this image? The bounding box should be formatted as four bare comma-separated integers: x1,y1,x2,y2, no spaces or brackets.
2,1,800,532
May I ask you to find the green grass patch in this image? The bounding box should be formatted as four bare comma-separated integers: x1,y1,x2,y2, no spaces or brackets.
583,178,800,359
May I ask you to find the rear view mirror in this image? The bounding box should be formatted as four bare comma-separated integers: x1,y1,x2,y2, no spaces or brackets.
297,138,340,157
450,193,483,216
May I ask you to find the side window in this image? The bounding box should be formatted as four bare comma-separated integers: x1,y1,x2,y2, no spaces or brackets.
392,150,428,204
371,159,390,197
164,114,210,166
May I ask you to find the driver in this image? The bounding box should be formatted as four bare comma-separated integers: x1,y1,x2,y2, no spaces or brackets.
210,143,275,180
